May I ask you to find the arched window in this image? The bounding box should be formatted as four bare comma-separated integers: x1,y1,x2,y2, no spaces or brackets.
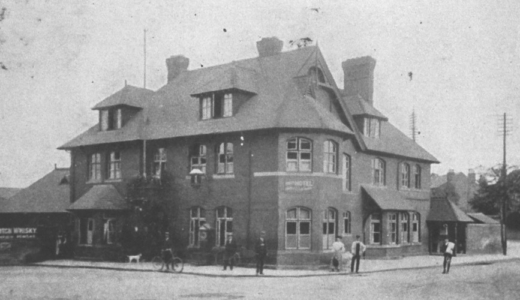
400,163,410,189
190,144,207,173
322,208,337,249
372,158,385,186
286,137,312,172
216,143,233,174
414,165,422,189
412,213,420,242
323,140,338,174
343,154,352,191
189,207,206,248
216,207,233,247
308,66,326,84
343,211,351,235
286,207,311,249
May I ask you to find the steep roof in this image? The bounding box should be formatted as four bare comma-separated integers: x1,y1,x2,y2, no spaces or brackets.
68,185,128,211
342,94,387,120
361,121,439,162
467,213,499,224
428,188,473,222
0,169,70,213
60,46,356,149
92,85,155,109
362,185,415,211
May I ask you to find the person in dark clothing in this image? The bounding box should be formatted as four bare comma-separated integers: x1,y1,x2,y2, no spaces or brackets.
350,235,366,273
223,236,238,271
161,233,174,271
255,231,268,275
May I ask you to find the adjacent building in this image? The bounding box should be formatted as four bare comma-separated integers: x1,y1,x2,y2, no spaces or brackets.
430,169,478,212
59,37,438,266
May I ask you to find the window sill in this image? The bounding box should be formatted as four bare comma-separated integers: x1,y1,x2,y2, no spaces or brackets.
86,180,102,184
366,243,421,248
105,179,123,183
212,174,235,179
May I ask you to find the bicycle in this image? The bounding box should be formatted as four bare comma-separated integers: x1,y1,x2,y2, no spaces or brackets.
151,249,184,273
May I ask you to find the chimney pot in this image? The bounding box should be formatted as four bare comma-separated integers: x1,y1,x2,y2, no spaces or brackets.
166,55,189,83
256,37,283,57
342,56,376,105
447,169,455,183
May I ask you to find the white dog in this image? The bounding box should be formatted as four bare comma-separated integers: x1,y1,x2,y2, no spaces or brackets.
127,254,142,263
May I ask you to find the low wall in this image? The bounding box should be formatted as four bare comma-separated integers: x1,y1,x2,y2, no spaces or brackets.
466,224,501,254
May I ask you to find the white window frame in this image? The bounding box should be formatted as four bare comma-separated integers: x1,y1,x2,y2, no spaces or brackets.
412,213,420,242
364,118,381,138
103,218,116,245
388,213,397,245
100,110,109,131
400,212,409,244
285,207,311,250
223,93,233,117
400,163,410,189
116,108,122,129
343,154,351,191
323,140,337,174
190,145,207,173
79,217,94,245
370,213,381,245
322,208,337,250
201,97,212,120
189,207,206,248
286,137,312,172
414,165,422,189
216,207,233,247
343,211,351,235
153,148,167,178
108,151,121,180
372,158,385,186
89,153,102,181
216,142,233,174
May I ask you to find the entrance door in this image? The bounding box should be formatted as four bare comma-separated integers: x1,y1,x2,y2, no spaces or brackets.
322,208,336,249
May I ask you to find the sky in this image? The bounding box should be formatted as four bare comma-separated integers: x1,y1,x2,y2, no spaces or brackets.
1,0,519,188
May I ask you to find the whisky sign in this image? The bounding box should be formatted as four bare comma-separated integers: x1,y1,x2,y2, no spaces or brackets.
0,228,37,239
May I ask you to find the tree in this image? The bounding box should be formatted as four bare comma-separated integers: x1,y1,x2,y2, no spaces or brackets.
469,165,520,215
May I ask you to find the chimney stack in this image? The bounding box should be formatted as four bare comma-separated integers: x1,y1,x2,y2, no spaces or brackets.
447,169,455,184
166,55,189,83
256,37,283,57
342,56,376,105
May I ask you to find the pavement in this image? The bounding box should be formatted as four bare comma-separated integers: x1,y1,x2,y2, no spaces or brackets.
31,241,520,278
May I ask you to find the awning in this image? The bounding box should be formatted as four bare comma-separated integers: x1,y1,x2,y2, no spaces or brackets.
427,196,473,222
361,185,414,211
68,185,129,211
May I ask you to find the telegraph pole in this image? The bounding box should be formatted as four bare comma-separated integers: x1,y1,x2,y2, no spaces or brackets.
410,109,417,142
498,113,512,255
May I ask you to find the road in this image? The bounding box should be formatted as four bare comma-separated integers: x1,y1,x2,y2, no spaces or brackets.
1,260,520,300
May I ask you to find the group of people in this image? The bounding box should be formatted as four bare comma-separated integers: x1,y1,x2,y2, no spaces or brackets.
162,232,457,275
330,235,366,273
222,231,267,275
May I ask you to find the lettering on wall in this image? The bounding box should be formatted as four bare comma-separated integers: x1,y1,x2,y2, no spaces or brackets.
285,180,313,192
0,228,37,240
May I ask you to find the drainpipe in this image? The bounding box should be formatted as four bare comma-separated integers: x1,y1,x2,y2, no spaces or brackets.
246,149,253,249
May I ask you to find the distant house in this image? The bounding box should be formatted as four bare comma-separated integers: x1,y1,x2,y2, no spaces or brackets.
59,37,439,265
430,169,478,212
0,168,72,259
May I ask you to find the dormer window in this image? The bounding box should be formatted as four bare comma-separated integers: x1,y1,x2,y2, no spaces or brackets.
200,93,233,120
308,66,326,84
100,108,122,131
363,117,381,138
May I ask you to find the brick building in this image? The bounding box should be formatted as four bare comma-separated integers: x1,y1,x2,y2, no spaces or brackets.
59,37,438,266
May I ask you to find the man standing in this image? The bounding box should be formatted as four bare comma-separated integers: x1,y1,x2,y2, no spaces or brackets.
255,231,267,275
351,235,366,273
331,236,345,272
223,235,238,271
441,238,455,274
